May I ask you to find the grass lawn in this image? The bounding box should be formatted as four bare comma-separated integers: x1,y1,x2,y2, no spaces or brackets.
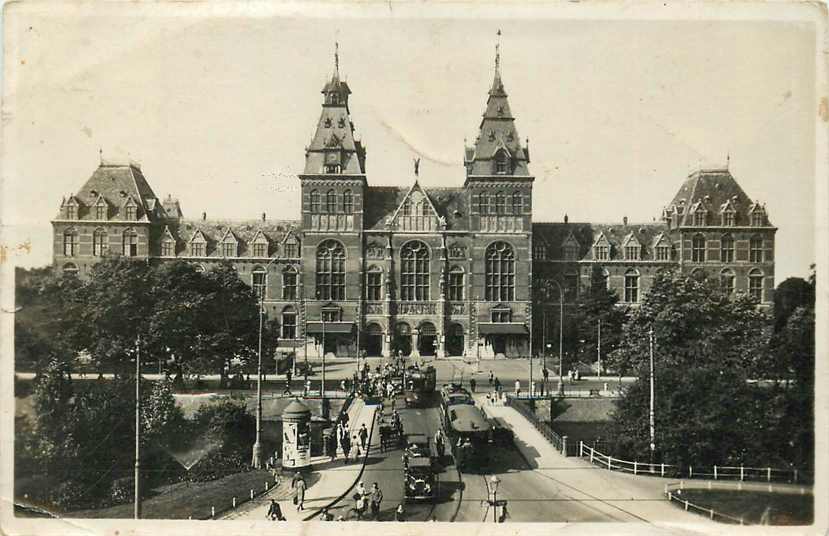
69,469,279,519
678,489,813,525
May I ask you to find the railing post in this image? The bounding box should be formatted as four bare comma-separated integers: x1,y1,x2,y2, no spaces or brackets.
233,497,237,509
211,506,215,519
767,467,771,482
661,463,665,477
579,440,583,457
265,481,269,491
740,465,744,481
689,466,693,478
607,455,611,470
794,469,798,483
250,489,254,500
709,509,714,520
634,461,638,475
684,500,689,511
590,447,594,463
713,465,717,479
562,435,568,456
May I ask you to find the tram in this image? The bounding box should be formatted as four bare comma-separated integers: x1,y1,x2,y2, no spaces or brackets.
403,365,437,407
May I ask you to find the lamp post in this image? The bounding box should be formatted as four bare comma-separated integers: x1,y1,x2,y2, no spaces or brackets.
134,336,142,519
596,318,602,380
252,255,280,469
489,475,501,522
542,280,565,396
648,327,656,464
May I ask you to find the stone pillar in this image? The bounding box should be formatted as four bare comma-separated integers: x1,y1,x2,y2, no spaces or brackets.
411,328,420,358
437,332,446,359
382,332,390,357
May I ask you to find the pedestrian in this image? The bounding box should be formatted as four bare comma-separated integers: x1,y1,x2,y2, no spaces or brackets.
575,369,581,381
340,379,347,393
291,471,306,511
353,434,362,461
470,377,476,393
358,423,369,450
488,370,494,387
395,503,406,522
320,507,334,521
434,429,445,459
494,376,501,393
370,482,383,519
341,433,352,463
304,379,311,396
514,379,521,398
386,381,394,399
267,499,285,521
356,481,367,498
354,490,367,520
329,430,338,462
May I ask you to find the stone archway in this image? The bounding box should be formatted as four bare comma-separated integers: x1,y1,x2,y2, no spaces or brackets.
365,323,384,357
393,322,412,357
446,323,465,357
418,322,437,357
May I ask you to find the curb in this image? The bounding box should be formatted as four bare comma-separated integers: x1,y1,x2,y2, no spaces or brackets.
448,459,464,522
303,405,379,521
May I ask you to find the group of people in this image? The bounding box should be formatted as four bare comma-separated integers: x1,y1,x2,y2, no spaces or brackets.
264,471,307,521
328,411,371,464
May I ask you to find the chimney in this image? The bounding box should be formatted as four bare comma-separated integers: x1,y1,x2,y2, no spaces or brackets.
202,212,206,221
262,212,266,222
623,216,628,226
564,214,569,224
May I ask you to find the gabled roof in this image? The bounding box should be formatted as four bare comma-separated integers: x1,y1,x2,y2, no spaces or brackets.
667,168,761,227
621,232,641,247
161,225,175,241
251,229,269,244
219,227,239,244
363,185,469,232
533,222,669,262
55,162,164,222
389,180,441,223
168,219,299,259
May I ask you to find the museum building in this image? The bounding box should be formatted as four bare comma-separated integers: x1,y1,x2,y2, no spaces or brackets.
51,48,777,359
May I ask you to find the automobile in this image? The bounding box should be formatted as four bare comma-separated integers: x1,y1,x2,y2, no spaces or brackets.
403,433,435,460
403,457,437,501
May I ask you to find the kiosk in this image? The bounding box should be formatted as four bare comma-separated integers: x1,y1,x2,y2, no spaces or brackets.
282,399,311,471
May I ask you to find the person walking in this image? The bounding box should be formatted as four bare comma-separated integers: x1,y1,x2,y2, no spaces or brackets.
356,481,367,498
320,508,334,521
354,484,368,520
291,472,306,511
494,376,501,393
358,423,369,451
434,429,445,459
395,503,406,522
267,499,285,521
328,429,338,462
488,370,494,387
341,432,352,463
369,482,383,519
515,379,521,398
542,366,549,396
470,377,476,393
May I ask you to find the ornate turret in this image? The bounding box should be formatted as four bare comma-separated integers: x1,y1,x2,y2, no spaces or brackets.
464,33,531,179
303,43,366,176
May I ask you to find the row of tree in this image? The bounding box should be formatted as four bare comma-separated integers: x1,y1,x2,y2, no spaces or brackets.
16,259,279,386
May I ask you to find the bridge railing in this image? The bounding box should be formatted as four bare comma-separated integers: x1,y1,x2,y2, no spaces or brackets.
578,442,812,484
505,396,565,453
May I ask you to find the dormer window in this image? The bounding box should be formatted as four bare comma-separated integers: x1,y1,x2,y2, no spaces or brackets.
495,151,509,175
253,242,268,258
190,236,206,257
722,211,735,226
533,244,546,260
325,164,341,174
693,210,706,226
751,212,765,226
221,241,237,258
594,245,609,261
283,237,299,258
655,245,671,261
161,239,175,257
66,204,77,220
563,242,579,261
402,199,412,217
125,205,137,221
625,245,641,261
96,203,107,220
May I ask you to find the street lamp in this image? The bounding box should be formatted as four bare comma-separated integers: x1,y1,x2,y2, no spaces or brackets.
541,280,565,396
489,475,501,523
252,255,280,469
134,336,142,519
648,327,656,464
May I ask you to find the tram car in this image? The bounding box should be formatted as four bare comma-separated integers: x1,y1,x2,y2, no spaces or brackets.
439,383,474,410
445,403,493,472
403,365,437,408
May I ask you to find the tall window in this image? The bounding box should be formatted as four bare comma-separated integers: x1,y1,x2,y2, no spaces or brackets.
125,205,137,220
565,273,579,299
563,242,579,261
221,241,236,257
63,229,78,256
656,245,671,261
691,234,706,262
480,193,490,215
751,212,765,226
93,228,108,256
191,239,206,257
66,204,77,220
401,241,430,301
720,268,736,294
161,239,175,257
326,190,337,213
485,241,515,301
283,266,298,299
448,267,464,301
310,190,320,213
594,245,609,261
749,269,764,301
316,240,345,300
252,266,267,298
283,238,299,258
495,192,506,214
343,190,353,213
491,309,511,323
96,203,107,220
750,236,764,262
324,164,341,174
722,211,735,226
495,151,509,174
533,244,546,260
624,269,639,303
122,229,138,257
322,307,341,322
693,210,706,226
253,241,268,258
512,192,522,215
282,307,297,339
720,234,734,263
365,267,382,301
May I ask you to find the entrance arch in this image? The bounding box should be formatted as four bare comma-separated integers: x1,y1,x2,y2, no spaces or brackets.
418,322,437,357
393,322,412,357
446,323,465,357
365,323,384,357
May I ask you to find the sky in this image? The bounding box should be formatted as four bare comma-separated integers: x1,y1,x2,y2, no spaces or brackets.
2,3,820,283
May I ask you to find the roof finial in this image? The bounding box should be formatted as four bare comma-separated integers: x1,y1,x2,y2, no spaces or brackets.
726,152,730,169
495,29,502,75
99,147,103,164
334,41,340,78
413,156,421,177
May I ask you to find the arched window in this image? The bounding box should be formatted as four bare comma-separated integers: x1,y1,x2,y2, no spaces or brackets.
123,229,138,257
720,268,736,295
326,190,337,213
512,192,522,215
93,228,108,257
749,269,764,301
283,265,298,299
448,266,464,301
750,236,764,263
485,241,515,301
495,192,506,214
691,234,706,262
400,241,430,301
63,228,78,257
282,306,297,339
720,234,734,263
343,190,353,213
365,266,383,301
316,240,345,300
251,266,267,298
310,190,321,213
624,268,640,303
62,262,79,277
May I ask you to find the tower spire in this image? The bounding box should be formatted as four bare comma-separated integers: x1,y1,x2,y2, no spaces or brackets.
495,29,501,77
334,41,340,79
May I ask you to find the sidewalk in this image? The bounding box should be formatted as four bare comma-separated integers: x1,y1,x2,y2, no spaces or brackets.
221,397,380,521
478,394,712,524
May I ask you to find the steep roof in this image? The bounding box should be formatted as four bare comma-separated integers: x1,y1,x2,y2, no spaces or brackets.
363,185,470,231
464,47,530,177
533,222,670,261
666,168,764,227
166,218,300,258
56,162,165,222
